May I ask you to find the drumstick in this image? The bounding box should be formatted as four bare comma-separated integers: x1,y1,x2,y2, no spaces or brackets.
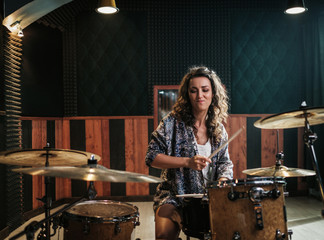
208,127,244,159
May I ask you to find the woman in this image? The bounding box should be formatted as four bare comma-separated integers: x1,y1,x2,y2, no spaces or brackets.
145,66,233,240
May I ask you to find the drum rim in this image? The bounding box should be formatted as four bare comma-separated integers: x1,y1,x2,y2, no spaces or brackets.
63,200,139,223
207,176,286,188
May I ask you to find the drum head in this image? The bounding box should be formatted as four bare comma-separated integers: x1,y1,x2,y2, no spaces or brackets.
64,200,138,223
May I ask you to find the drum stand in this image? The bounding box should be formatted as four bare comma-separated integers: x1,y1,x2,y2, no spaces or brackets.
9,181,97,240
302,109,324,217
9,146,99,240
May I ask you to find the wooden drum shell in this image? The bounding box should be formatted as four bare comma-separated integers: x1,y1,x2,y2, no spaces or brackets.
62,200,139,240
208,178,287,240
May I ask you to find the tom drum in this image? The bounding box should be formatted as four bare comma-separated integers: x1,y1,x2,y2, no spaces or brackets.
62,200,139,240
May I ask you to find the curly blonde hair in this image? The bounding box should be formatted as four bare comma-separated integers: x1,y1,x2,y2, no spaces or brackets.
172,66,229,142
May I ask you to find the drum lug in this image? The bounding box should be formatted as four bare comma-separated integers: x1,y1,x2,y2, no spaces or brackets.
275,229,286,239
83,220,90,235
133,217,140,228
203,232,211,240
253,203,264,230
114,222,121,235
232,231,241,240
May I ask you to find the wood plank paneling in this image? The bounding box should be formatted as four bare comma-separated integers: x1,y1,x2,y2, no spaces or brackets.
261,129,284,167
55,119,71,200
226,116,247,179
101,120,111,196
31,120,47,209
20,115,306,207
85,120,104,196
125,118,149,196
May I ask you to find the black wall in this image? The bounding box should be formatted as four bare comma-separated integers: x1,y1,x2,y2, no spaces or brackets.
21,23,63,116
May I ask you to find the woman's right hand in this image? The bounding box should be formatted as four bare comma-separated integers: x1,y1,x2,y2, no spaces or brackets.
187,155,211,170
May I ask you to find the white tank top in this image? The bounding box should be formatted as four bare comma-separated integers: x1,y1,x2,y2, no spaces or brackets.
196,138,212,184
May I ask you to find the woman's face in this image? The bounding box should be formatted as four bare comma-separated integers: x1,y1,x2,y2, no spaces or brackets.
188,76,213,114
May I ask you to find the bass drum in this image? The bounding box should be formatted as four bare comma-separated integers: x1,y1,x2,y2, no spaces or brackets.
62,200,139,240
207,177,287,240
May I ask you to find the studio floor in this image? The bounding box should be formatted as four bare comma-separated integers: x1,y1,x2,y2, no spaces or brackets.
5,196,324,240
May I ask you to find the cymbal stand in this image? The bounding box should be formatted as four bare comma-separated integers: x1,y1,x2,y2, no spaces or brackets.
302,109,324,217
35,144,52,240
9,181,97,240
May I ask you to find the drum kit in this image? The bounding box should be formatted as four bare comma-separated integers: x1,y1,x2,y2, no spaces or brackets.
178,103,324,240
0,145,162,240
1,103,324,240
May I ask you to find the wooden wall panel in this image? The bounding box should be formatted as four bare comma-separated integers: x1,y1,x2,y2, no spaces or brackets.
31,120,47,209
226,115,247,179
20,114,307,210
101,120,111,196
125,118,149,195
55,119,71,200
85,120,104,196
261,129,284,167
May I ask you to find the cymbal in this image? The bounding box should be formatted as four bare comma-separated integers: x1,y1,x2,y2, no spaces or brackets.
254,106,324,129
242,165,316,177
0,148,101,167
12,164,163,183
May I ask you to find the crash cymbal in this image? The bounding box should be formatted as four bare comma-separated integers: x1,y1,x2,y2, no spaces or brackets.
242,165,316,177
12,164,163,183
254,106,324,129
0,148,101,166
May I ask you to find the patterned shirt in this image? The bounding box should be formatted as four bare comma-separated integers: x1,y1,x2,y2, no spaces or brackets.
145,113,233,211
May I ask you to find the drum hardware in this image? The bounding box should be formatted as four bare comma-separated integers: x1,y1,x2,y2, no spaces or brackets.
83,220,90,234
9,177,99,240
253,102,324,216
9,195,88,240
227,186,281,202
253,203,264,230
242,148,316,178
228,185,281,231
10,155,97,240
288,229,293,239
232,231,241,240
276,229,286,240
9,153,150,240
208,177,288,239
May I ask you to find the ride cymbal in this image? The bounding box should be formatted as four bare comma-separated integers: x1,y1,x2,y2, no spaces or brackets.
242,165,316,177
254,106,324,129
0,148,101,166
12,164,163,183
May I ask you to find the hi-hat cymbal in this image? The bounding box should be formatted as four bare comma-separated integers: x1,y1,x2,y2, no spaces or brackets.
242,165,316,177
254,106,324,129
0,148,101,166
12,164,163,183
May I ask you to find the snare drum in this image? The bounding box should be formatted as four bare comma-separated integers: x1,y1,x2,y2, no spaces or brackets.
207,177,287,240
62,200,139,240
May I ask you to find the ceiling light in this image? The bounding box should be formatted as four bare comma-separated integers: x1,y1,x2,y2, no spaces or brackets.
96,0,119,14
284,0,308,14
